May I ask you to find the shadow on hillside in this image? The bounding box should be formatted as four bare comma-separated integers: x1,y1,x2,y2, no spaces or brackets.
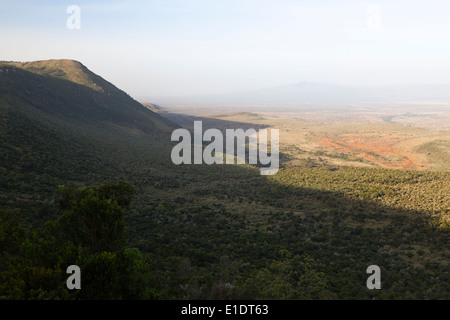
124,114,449,299
133,148,449,298
160,112,271,132
0,64,174,137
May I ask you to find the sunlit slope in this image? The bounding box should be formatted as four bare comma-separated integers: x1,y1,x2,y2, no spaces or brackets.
0,59,176,136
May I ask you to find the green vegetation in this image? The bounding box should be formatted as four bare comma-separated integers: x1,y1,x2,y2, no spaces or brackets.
0,61,175,136
0,60,449,300
0,182,155,299
416,140,450,170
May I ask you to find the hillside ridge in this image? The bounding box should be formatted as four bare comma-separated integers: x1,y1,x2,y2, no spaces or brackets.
0,59,176,136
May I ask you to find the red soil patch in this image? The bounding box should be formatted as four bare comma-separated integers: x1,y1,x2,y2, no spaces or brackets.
317,134,419,170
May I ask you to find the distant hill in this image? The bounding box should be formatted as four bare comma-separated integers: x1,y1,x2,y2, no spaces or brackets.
140,102,168,114
0,59,175,136
148,81,450,107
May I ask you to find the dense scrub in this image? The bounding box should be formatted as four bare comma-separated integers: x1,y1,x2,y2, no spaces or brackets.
1,104,449,299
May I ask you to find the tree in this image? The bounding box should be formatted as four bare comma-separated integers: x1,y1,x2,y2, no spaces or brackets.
55,181,134,254
243,250,328,299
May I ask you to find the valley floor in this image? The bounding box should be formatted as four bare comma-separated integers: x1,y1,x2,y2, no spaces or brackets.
155,104,450,171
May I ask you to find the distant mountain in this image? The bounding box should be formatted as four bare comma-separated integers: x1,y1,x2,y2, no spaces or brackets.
0,59,175,136
149,82,450,107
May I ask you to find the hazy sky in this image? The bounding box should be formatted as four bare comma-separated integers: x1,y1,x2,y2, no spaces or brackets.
1,0,450,99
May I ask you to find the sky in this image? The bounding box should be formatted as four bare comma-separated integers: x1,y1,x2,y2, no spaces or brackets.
1,0,450,99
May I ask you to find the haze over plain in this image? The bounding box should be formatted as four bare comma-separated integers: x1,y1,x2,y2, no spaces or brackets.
1,0,450,101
